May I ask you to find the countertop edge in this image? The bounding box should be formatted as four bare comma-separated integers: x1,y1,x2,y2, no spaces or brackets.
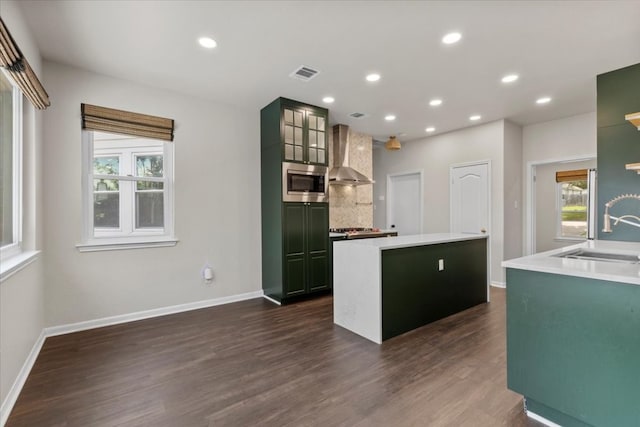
502,240,640,286
333,233,488,250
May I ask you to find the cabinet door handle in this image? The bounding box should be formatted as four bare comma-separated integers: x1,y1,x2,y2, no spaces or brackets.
481,228,486,233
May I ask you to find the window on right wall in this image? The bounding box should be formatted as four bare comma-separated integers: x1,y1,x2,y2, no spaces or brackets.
556,170,589,239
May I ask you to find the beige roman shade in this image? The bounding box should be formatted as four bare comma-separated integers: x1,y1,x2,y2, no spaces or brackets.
81,103,174,141
556,169,588,183
0,17,50,110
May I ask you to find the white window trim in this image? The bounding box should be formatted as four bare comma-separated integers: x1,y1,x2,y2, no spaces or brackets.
555,181,587,242
0,69,23,265
79,131,176,252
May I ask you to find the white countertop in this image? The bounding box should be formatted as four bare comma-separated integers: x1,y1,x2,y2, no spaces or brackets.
502,240,640,286
333,232,487,250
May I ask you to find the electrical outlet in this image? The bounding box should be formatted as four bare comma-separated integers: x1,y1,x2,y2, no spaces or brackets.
201,264,214,283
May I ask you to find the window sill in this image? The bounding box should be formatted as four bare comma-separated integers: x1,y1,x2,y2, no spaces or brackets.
554,237,587,242
0,250,41,283
76,238,179,252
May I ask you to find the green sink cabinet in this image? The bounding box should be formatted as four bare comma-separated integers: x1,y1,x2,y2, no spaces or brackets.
261,97,330,304
261,97,328,166
506,268,640,427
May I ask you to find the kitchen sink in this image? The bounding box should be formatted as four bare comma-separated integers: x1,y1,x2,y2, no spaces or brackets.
554,249,640,264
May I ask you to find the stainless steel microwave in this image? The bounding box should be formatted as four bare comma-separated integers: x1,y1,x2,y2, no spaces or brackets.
282,162,328,203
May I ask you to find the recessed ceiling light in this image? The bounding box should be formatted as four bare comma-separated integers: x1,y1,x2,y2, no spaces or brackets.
429,99,443,107
442,32,462,45
536,97,552,104
425,127,436,132
366,73,381,82
322,96,335,104
385,115,396,121
501,74,519,83
198,37,217,49
469,115,481,121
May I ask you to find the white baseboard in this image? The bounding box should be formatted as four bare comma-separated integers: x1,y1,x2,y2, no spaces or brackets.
44,290,264,337
1,330,46,427
490,281,506,288
1,290,263,426
262,295,281,305
527,410,563,427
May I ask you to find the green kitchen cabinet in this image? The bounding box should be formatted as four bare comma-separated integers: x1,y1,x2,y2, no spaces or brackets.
283,202,329,298
506,268,640,427
261,97,331,303
381,239,487,340
261,97,328,166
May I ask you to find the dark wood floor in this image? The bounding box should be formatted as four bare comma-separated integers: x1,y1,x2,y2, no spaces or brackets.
7,288,543,427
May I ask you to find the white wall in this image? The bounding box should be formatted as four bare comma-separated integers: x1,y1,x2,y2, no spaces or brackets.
522,112,597,253
42,61,262,327
373,120,508,284
0,0,46,411
503,120,523,262
523,112,596,163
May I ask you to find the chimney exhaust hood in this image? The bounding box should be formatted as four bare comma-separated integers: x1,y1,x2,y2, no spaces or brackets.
329,124,373,185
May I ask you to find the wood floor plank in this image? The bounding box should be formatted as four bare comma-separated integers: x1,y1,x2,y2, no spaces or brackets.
6,288,543,426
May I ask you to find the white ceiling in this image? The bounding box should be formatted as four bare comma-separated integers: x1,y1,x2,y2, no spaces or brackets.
17,0,640,143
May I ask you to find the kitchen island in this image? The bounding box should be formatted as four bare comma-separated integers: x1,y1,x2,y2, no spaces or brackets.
503,240,640,427
333,233,489,344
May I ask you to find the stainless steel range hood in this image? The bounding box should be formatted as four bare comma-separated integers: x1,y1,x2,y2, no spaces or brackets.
329,124,372,185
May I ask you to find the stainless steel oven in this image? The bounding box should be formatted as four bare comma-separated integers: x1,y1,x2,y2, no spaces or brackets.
282,162,328,202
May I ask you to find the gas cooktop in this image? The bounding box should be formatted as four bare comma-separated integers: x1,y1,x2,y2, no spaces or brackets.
330,228,398,240
330,228,378,233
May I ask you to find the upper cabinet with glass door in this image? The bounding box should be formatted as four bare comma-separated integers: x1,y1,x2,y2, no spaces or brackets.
281,99,328,166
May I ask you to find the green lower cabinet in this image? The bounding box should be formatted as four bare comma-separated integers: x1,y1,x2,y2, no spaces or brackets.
381,239,487,341
282,202,329,299
284,255,306,296
506,268,640,427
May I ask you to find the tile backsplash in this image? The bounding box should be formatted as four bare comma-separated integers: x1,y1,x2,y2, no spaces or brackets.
329,130,373,228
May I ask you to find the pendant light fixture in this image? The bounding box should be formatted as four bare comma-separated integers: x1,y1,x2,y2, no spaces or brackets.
385,135,401,151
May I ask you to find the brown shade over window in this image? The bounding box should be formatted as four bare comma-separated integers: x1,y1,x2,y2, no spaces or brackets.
81,104,174,142
556,169,588,183
0,17,50,110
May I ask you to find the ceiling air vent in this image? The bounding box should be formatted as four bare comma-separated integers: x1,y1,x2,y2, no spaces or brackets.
289,65,320,82
349,112,367,119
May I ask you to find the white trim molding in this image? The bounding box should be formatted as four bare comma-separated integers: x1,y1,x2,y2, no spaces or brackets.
262,295,282,305
0,330,46,427
386,169,424,234
76,238,178,252
45,290,264,337
490,281,506,289
524,154,596,255
527,410,563,427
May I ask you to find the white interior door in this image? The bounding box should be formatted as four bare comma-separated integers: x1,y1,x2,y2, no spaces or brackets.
450,162,489,234
387,172,422,235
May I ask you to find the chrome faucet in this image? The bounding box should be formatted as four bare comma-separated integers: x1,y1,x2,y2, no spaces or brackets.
602,194,640,232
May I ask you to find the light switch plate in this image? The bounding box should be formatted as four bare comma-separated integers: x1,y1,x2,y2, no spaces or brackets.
438,259,444,271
